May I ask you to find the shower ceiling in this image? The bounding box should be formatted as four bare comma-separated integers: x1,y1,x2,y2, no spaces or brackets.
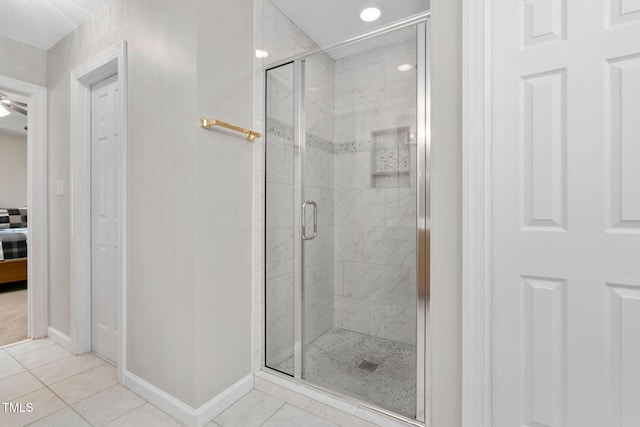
270,0,429,54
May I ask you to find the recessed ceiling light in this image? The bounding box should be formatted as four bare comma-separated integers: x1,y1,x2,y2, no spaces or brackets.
360,7,381,22
397,63,413,72
255,50,269,59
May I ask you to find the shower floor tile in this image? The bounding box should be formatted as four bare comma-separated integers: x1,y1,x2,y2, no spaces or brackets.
278,328,416,418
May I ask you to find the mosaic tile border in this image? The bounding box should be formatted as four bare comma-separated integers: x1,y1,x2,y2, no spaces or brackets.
306,133,333,154
266,118,414,160
266,118,292,141
266,118,334,154
334,140,372,154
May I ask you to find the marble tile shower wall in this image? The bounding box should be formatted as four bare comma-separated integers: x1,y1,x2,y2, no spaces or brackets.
332,39,418,346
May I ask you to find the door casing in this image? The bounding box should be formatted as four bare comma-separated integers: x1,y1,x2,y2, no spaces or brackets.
70,41,127,382
0,74,48,341
461,0,492,426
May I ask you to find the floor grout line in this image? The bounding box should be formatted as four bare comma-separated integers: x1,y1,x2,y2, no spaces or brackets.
45,361,110,388
64,403,95,427
22,405,64,426
95,394,146,427
0,365,29,383
254,386,333,424
257,400,287,427
19,354,75,372
3,339,56,355
0,338,32,352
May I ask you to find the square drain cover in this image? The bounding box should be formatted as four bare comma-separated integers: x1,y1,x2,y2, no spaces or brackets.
358,360,379,372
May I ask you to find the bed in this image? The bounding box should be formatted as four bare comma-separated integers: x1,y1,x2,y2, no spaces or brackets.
0,208,28,285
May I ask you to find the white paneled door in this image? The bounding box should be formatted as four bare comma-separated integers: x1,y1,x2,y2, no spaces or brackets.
491,1,640,426
91,74,120,364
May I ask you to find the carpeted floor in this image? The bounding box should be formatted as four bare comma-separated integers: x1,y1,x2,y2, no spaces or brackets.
0,282,28,347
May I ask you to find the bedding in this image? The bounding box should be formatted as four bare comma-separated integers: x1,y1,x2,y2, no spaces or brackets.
0,208,28,284
0,228,27,261
0,208,27,229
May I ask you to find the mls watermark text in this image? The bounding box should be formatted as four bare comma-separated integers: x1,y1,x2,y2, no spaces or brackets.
2,402,34,413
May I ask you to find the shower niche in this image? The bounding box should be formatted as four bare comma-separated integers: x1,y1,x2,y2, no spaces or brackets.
264,19,430,424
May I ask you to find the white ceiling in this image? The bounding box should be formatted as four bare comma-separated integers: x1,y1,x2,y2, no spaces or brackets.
0,110,28,137
0,0,112,50
270,0,429,51
0,91,28,136
0,0,106,137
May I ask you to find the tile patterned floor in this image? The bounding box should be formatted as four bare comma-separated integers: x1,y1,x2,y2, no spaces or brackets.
278,328,416,417
0,339,381,427
209,389,362,427
0,339,182,427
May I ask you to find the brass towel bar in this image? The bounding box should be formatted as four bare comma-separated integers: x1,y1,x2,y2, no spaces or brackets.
200,117,261,142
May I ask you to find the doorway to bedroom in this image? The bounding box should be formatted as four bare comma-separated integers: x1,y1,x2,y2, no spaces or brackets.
0,90,29,347
0,75,48,348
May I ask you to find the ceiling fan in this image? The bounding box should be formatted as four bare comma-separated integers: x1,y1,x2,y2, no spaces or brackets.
0,92,28,117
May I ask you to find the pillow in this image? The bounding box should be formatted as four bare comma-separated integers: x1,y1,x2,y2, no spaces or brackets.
19,207,27,226
0,208,27,228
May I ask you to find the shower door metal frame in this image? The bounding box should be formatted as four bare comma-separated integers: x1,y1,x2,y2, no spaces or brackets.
416,19,430,424
264,12,431,426
293,59,305,379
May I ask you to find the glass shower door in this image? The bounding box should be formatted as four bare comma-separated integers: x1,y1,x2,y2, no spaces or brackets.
299,26,420,418
264,62,295,375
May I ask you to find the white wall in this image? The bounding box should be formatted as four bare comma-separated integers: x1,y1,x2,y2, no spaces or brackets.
194,0,254,407
0,35,47,87
431,0,462,426
0,133,27,207
47,0,254,409
0,35,45,212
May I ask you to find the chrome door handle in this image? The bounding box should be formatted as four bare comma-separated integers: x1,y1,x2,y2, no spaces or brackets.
302,200,318,240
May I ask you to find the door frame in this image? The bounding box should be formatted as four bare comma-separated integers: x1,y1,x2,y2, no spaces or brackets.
0,74,48,339
70,41,127,382
461,0,492,426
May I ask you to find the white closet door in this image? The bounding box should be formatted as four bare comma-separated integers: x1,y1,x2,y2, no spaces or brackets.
91,73,120,364
491,1,640,426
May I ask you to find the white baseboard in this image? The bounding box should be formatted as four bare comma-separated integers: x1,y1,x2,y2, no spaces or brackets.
124,371,253,427
194,374,254,426
47,327,71,351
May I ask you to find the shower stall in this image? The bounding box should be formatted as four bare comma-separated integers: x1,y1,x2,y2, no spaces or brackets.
264,14,430,424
